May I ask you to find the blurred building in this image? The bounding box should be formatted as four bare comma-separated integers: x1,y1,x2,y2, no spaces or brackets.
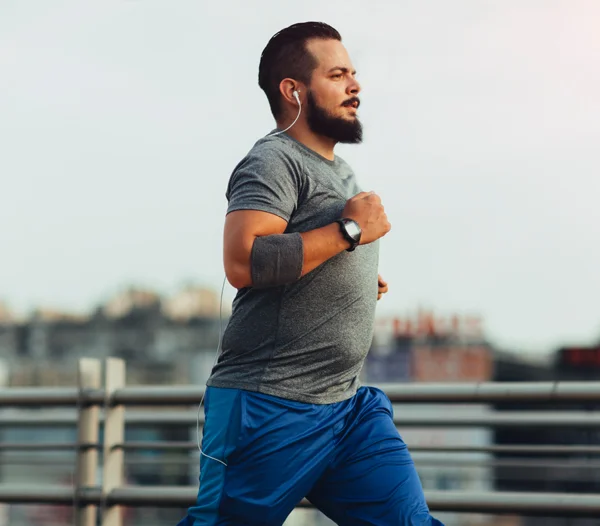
0,285,222,387
0,302,16,324
0,285,223,525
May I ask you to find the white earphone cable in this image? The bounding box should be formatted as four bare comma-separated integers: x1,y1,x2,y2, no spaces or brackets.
196,275,228,467
270,91,302,136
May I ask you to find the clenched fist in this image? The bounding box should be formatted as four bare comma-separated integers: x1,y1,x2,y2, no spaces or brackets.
342,191,391,245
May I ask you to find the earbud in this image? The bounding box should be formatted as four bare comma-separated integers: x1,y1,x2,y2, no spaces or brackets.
293,90,300,104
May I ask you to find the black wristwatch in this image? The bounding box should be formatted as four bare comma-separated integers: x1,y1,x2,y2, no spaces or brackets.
336,218,362,252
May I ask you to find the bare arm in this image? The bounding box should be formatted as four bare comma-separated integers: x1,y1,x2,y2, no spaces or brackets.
223,210,349,289
224,191,390,289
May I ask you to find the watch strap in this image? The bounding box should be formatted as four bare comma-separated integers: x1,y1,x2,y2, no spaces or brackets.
336,218,360,252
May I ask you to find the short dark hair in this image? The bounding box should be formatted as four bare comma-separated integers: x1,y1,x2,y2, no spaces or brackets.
258,22,342,118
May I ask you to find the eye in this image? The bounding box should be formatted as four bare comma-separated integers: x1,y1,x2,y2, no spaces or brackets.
331,73,343,79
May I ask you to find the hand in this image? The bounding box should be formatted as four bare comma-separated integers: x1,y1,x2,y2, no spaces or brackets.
377,274,388,301
342,191,391,245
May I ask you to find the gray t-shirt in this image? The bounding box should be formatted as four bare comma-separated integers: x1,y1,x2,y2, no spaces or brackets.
207,132,379,404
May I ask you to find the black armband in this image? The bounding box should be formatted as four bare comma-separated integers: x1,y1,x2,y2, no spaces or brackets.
250,233,304,289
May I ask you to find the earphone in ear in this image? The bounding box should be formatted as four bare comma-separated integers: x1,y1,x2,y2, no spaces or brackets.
293,90,300,104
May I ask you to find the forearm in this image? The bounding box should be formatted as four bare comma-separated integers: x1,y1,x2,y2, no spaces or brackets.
299,222,349,276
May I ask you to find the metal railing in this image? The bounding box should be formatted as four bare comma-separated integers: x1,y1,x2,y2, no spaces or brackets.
1,357,600,525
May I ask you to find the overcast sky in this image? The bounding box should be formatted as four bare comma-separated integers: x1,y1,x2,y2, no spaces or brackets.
1,1,599,354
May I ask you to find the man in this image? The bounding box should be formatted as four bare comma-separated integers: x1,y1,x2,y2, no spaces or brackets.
178,22,444,526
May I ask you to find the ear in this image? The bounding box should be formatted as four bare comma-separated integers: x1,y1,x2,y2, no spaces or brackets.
279,78,304,106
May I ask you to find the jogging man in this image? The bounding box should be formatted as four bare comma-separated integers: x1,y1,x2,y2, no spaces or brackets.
178,21,444,526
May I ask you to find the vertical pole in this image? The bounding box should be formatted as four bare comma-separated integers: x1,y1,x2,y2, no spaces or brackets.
102,358,125,526
76,358,101,526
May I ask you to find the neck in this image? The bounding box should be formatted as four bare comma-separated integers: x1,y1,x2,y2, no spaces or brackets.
276,120,336,161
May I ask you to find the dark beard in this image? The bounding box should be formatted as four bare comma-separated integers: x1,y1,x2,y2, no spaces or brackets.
305,91,363,144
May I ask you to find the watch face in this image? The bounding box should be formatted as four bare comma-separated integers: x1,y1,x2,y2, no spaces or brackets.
345,219,361,241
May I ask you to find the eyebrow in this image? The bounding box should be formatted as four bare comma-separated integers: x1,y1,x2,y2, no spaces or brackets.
328,66,357,76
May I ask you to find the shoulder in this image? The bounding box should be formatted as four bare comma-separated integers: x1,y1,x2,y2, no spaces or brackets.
226,134,306,192
225,134,305,217
227,135,306,190
240,134,304,171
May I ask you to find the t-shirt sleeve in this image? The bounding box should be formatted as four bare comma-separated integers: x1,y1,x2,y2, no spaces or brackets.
225,147,300,222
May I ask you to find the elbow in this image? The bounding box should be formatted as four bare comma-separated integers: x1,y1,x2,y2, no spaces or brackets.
225,261,252,290
223,230,255,289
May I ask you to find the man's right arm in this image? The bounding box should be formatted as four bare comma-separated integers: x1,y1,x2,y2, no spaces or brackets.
223,210,350,289
223,192,391,289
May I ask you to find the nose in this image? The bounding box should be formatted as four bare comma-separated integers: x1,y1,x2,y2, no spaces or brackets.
348,77,361,96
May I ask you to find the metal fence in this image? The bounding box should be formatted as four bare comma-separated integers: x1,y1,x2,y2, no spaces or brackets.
2,358,600,525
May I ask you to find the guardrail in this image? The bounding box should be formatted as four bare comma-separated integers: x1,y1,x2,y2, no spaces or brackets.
1,358,600,525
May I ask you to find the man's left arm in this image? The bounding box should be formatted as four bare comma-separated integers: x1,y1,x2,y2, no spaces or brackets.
377,274,388,301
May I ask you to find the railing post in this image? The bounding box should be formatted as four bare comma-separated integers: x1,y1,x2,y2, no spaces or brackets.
75,358,101,526
102,358,125,526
